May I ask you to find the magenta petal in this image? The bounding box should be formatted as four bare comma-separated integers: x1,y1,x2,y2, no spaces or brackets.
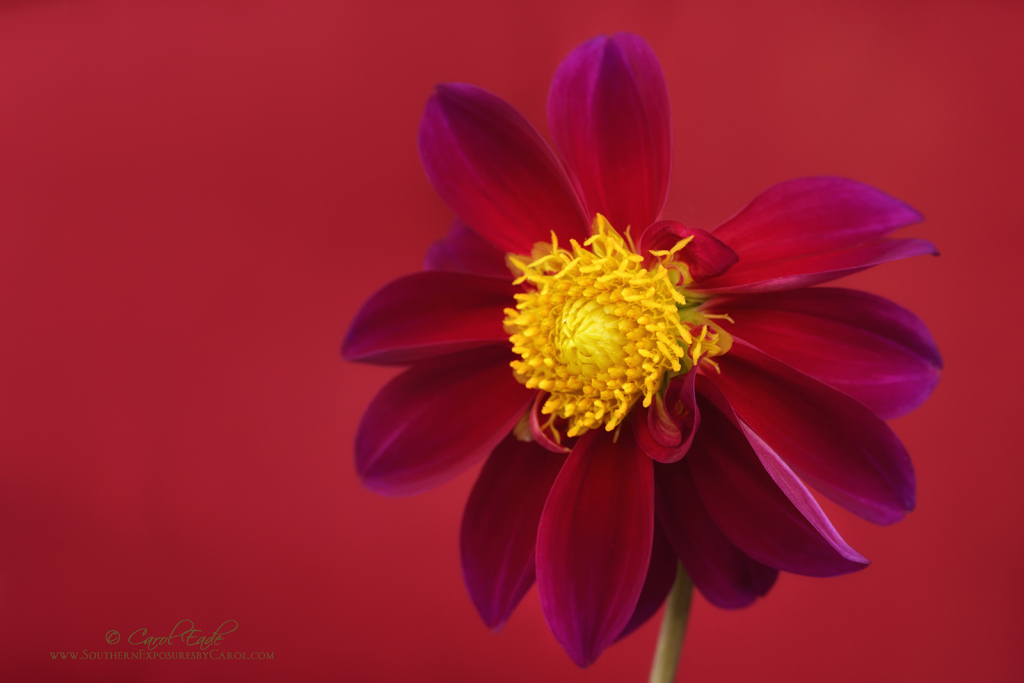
615,523,677,642
355,347,534,495
536,422,655,667
419,84,589,255
342,271,515,365
638,221,738,283
699,177,933,292
423,218,512,280
713,176,924,257
707,288,941,418
634,365,700,463
713,342,915,525
689,382,869,577
655,458,777,609
548,32,671,232
699,237,938,293
461,433,567,630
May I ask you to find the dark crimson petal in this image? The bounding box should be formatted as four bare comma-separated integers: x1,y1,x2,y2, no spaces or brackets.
713,176,923,257
419,83,589,255
655,458,778,609
687,386,869,577
342,271,515,365
710,287,941,367
698,237,937,293
638,221,738,283
713,342,915,525
707,288,942,418
355,346,534,496
461,433,567,630
423,218,512,279
615,523,677,641
698,177,934,293
548,32,671,233
536,422,654,667
634,365,700,463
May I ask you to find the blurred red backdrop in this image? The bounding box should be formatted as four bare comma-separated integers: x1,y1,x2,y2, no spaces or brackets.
0,1,1021,681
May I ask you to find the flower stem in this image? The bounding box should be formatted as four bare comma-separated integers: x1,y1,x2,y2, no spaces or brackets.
648,562,694,683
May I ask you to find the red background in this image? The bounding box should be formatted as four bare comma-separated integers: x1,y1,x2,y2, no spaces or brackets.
1,1,1021,681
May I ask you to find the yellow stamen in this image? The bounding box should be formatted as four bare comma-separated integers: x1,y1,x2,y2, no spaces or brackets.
504,215,732,440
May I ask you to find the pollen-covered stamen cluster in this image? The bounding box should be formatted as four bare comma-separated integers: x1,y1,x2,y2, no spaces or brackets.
504,214,729,440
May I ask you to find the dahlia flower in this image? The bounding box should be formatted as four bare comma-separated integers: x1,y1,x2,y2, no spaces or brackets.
343,32,940,673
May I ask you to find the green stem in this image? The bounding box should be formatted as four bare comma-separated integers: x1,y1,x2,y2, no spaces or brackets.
648,562,694,683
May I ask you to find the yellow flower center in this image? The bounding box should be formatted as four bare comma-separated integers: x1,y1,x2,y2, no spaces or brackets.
504,215,732,441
